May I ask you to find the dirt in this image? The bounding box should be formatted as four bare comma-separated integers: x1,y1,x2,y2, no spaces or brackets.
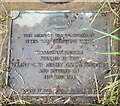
3,2,106,11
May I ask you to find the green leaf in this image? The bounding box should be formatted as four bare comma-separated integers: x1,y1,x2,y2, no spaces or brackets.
79,28,120,41
93,35,107,42
0,15,5,21
93,27,120,42
92,29,120,40
0,15,3,19
104,74,120,78
79,28,89,31
96,52,120,55
101,84,118,92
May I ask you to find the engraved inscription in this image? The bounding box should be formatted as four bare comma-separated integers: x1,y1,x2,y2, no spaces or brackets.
8,11,110,96
49,16,72,31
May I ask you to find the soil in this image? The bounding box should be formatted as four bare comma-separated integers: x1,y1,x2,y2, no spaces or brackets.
3,2,106,11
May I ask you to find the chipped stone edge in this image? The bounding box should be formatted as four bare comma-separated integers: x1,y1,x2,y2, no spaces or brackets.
10,11,20,20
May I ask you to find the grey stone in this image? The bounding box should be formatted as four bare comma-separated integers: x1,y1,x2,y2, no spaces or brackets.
7,10,111,97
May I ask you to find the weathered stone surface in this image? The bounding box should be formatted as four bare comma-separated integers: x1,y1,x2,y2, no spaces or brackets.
7,11,111,97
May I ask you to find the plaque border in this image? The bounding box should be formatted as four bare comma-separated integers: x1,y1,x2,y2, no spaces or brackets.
6,10,112,97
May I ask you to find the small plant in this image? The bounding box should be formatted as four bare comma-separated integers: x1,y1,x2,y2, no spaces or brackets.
100,73,120,104
95,51,120,104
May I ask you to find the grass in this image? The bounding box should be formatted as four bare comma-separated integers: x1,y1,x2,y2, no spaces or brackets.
93,27,120,42
80,28,120,41
100,74,120,104
96,50,120,104
0,0,120,105
96,52,120,55
97,51,120,104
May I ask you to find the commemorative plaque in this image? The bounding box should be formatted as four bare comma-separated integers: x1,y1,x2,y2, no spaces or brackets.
7,11,111,97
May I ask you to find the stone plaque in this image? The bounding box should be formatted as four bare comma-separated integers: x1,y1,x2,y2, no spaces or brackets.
7,11,111,97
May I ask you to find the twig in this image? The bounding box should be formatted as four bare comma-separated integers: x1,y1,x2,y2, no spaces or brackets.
94,72,100,102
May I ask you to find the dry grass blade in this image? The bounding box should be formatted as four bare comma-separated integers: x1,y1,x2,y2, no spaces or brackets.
0,33,8,58
8,101,31,105
106,0,120,18
0,29,8,34
64,97,71,104
10,88,26,104
88,0,107,28
111,27,120,34
53,97,63,104
0,1,8,16
0,92,10,103
0,24,7,27
94,72,100,103
0,58,6,74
